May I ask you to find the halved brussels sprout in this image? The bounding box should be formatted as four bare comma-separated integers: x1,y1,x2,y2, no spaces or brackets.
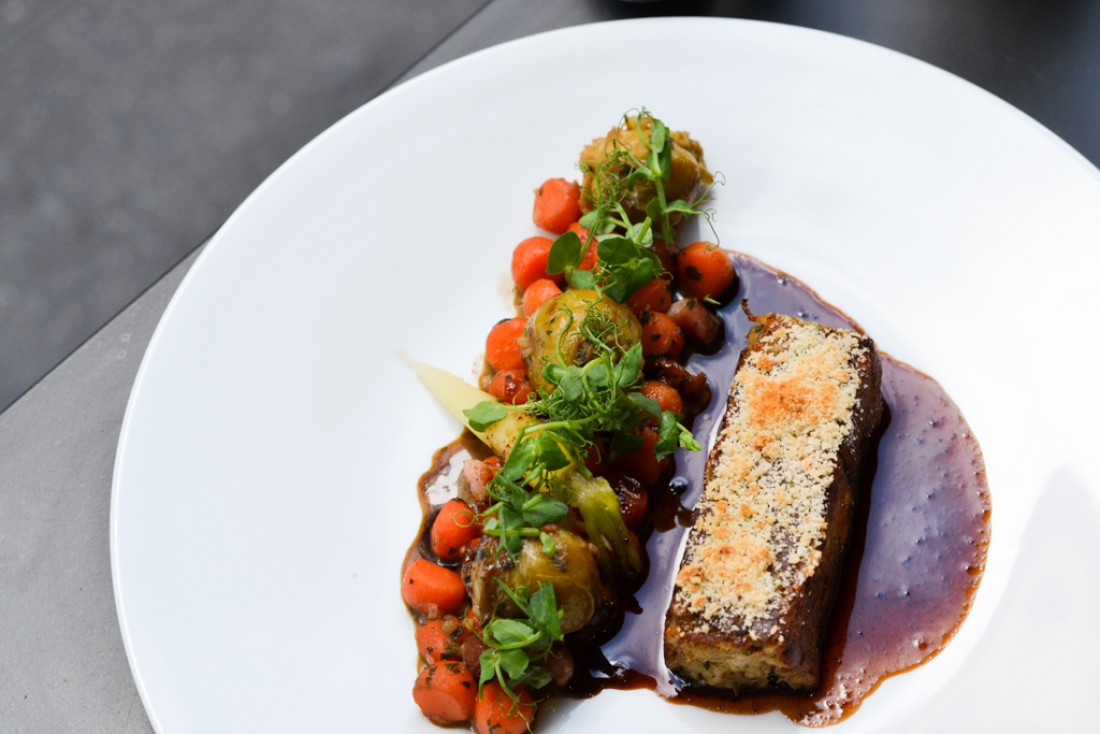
520,289,641,392
463,530,602,634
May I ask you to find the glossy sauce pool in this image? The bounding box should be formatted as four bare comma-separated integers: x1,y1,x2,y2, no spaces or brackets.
412,251,991,727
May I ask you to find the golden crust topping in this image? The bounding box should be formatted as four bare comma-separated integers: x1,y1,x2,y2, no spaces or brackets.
673,315,869,631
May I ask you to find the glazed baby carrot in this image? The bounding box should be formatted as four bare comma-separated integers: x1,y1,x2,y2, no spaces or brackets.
402,558,467,617
484,318,526,371
416,616,470,664
521,278,562,317
511,236,558,290
413,661,477,725
626,276,673,316
640,311,684,360
676,240,737,301
639,380,683,416
430,499,482,563
487,369,534,406
472,681,536,734
532,178,582,234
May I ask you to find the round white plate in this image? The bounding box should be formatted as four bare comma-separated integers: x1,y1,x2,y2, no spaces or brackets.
112,18,1100,733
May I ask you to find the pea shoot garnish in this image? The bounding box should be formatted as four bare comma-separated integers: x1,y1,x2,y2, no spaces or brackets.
464,338,699,576
477,582,563,699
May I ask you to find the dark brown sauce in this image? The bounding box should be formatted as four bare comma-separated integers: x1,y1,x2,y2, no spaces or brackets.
411,251,991,727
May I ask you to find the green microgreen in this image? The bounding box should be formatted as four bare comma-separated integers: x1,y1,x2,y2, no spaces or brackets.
465,401,509,432
479,450,570,556
478,582,563,699
464,340,700,561
594,236,662,303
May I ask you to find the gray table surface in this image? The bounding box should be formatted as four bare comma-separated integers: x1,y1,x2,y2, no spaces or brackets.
3,0,1099,731
0,0,493,414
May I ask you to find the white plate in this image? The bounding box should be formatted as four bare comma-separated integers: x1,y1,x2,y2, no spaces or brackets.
112,18,1100,733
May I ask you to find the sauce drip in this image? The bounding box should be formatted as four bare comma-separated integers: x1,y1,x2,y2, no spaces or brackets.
412,251,991,727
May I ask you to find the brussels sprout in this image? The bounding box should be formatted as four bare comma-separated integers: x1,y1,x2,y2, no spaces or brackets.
463,531,602,634
520,289,641,392
579,116,712,224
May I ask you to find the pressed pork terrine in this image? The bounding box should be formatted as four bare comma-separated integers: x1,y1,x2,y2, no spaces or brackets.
664,313,884,691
